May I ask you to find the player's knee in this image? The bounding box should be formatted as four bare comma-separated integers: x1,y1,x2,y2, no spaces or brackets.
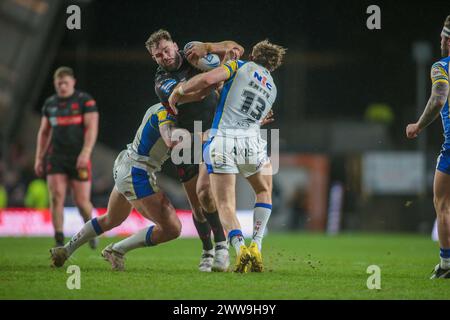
160,197,181,239
165,217,182,240
434,196,450,215
192,207,206,222
197,187,216,212
50,192,65,207
172,218,182,239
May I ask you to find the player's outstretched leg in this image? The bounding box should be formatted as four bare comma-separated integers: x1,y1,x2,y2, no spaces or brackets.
102,192,181,271
430,170,450,279
246,163,273,272
50,188,131,268
71,179,98,250
197,164,229,272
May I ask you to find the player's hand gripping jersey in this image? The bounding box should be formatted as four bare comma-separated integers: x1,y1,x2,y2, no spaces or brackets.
113,103,176,200
204,60,277,177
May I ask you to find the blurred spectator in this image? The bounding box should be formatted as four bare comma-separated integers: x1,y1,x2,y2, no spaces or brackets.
25,179,49,209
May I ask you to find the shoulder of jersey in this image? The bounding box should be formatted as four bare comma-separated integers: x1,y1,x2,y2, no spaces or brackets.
77,90,92,100
45,94,58,105
434,57,450,68
148,103,165,113
156,104,166,112
155,66,168,80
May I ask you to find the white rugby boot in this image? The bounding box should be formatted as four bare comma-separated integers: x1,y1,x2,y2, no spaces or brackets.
212,243,230,272
198,249,214,272
101,243,125,271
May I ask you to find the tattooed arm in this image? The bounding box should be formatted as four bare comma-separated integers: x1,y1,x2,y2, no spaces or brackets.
418,82,448,127
406,63,450,139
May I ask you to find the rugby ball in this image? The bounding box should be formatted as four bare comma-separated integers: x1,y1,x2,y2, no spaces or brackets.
184,41,221,71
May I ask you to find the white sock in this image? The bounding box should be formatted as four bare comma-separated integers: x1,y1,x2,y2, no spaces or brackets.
228,230,245,254
440,257,450,269
252,203,272,251
65,218,102,256
112,225,155,254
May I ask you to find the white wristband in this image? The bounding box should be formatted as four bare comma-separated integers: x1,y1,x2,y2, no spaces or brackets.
178,85,185,96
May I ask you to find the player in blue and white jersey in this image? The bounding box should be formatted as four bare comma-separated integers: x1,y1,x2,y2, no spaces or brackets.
49,102,199,271
169,40,286,273
406,15,450,279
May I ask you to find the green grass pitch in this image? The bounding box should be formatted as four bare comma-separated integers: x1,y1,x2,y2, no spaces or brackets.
0,233,448,299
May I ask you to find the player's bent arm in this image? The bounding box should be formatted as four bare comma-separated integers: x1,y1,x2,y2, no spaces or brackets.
35,116,52,161
81,111,99,157
186,41,244,64
176,85,215,105
208,41,244,59
180,67,229,95
416,81,450,130
168,68,228,111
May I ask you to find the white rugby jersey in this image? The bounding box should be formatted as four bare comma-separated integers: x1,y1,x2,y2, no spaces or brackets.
210,60,277,137
126,103,176,171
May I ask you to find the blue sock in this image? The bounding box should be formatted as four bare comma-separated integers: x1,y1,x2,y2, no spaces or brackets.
91,217,103,235
145,225,155,246
440,248,450,269
228,229,245,254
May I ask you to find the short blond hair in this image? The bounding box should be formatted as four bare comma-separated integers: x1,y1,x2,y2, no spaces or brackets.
53,66,74,79
145,29,173,53
251,40,286,72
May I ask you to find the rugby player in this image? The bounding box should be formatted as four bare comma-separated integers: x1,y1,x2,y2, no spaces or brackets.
146,29,244,272
35,67,99,248
406,15,450,279
169,40,286,272
49,100,206,270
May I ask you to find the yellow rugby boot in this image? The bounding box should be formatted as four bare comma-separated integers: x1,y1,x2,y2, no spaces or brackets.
234,245,251,273
248,242,264,272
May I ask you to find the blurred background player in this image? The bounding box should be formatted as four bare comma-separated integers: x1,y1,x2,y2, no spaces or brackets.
34,67,99,248
406,15,450,279
50,101,205,270
146,29,244,272
169,40,286,272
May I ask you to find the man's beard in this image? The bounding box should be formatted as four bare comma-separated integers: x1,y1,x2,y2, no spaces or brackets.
442,46,449,57
165,53,181,71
